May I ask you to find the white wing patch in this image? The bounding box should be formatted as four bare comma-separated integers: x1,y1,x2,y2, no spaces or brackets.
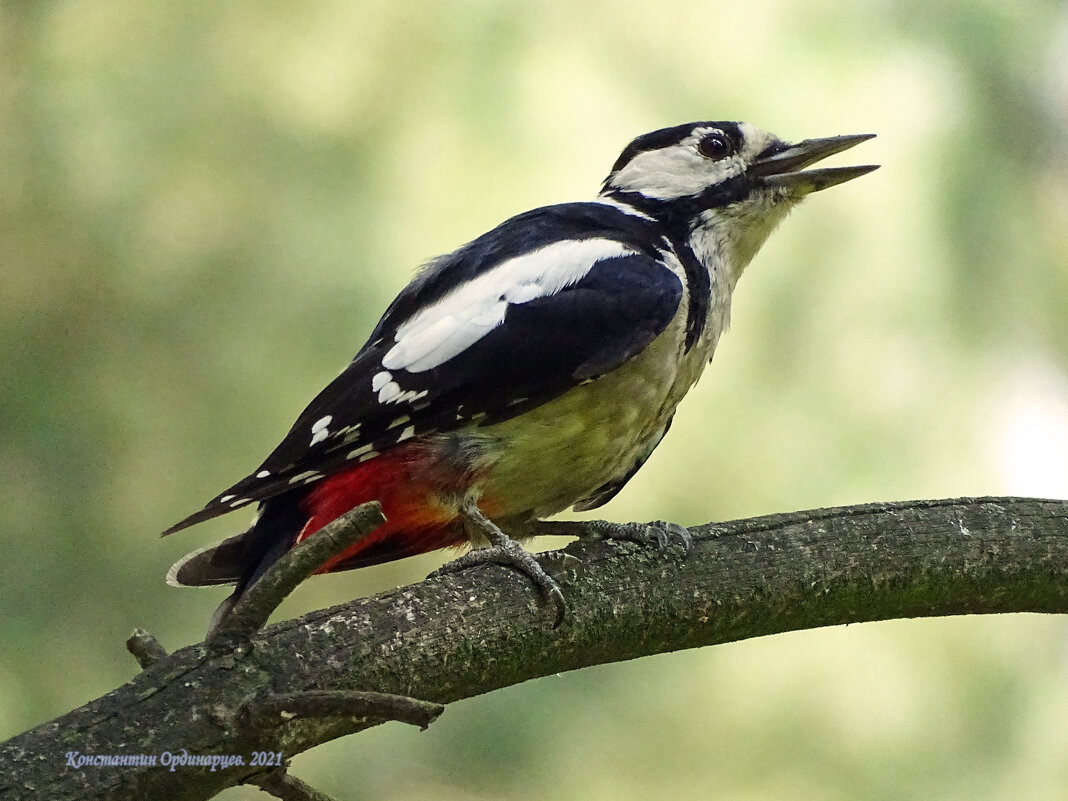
381,238,638,374
309,414,333,446
370,370,427,405
288,469,324,485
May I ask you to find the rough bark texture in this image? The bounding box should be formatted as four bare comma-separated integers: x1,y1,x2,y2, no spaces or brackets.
2,496,1066,800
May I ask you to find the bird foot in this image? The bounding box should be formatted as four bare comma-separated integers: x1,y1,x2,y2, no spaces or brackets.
537,519,693,551
430,504,577,627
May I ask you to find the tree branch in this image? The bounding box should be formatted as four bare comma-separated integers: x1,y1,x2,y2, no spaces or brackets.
126,629,169,669
1,496,1065,800
208,502,386,646
239,690,444,732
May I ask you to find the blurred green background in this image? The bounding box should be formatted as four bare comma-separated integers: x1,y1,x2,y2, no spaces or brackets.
2,1,1067,799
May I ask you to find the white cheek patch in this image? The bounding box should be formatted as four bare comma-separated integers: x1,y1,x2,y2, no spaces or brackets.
381,238,637,374
609,136,743,200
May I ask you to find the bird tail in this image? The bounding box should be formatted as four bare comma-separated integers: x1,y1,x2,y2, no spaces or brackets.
166,456,469,636
165,533,253,637
167,492,309,635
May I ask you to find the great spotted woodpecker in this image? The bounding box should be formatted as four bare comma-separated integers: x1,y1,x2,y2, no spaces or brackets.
164,121,877,632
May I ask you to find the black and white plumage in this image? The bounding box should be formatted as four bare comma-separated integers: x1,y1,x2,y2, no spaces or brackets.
165,205,683,526
164,121,877,630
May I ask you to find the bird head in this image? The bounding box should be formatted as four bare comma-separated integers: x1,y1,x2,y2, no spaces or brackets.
601,121,877,285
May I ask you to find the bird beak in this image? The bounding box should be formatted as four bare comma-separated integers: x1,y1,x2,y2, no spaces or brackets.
750,133,878,194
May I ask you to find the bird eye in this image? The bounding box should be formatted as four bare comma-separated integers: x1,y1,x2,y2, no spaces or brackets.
697,133,733,160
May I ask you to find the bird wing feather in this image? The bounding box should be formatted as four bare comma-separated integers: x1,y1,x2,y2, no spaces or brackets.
162,204,681,536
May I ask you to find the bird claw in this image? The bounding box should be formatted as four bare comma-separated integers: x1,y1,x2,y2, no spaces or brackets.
430,504,574,627
573,519,693,552
431,545,569,627
545,586,567,629
655,521,693,551
537,550,585,576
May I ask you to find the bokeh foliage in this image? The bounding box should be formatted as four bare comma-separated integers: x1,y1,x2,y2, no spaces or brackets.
1,2,1066,799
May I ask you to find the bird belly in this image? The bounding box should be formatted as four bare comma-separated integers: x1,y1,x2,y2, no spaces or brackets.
469,318,710,523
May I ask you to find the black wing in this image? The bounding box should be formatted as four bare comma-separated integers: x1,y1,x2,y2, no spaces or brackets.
163,203,681,535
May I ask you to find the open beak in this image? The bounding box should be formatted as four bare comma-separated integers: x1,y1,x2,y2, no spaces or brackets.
750,133,878,194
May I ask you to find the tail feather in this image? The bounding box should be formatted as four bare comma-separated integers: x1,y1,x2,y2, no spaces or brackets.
166,532,247,587
169,449,471,635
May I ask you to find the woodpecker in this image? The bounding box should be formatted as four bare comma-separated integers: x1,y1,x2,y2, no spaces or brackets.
164,121,877,632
